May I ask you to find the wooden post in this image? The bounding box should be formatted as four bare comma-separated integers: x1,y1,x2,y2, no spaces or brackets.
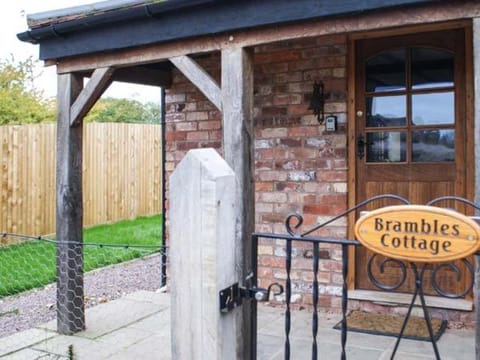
56,73,85,334
221,47,255,360
170,149,237,359
473,17,480,360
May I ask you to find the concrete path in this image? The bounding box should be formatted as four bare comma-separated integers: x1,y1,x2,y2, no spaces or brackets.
0,291,474,359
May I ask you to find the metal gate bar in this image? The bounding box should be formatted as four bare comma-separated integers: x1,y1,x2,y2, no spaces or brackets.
249,194,480,360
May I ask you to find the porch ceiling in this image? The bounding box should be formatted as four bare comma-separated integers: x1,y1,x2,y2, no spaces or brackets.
17,0,435,61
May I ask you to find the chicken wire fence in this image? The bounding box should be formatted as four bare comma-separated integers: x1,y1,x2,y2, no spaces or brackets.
0,233,166,339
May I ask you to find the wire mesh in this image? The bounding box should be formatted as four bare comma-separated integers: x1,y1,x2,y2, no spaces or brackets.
0,233,166,339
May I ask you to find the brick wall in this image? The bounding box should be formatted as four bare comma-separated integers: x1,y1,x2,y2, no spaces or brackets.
163,35,475,325
165,34,349,311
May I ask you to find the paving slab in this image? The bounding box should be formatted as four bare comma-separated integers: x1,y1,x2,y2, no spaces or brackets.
0,348,67,360
31,334,118,359
0,328,56,357
105,334,171,360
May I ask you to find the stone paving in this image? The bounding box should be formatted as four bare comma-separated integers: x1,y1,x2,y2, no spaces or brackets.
0,291,474,359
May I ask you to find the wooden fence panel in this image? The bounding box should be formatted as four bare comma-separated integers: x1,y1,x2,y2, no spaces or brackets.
0,123,162,236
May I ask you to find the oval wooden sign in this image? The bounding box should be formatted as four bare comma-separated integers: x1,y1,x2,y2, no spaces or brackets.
354,205,480,263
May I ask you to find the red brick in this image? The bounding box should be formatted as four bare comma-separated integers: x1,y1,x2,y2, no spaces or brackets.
280,138,302,147
273,94,302,106
325,102,347,113
287,104,309,116
303,204,330,215
256,160,274,171
199,141,221,149
261,127,288,138
165,93,186,103
258,171,287,182
198,120,221,130
209,130,222,140
165,132,186,141
177,141,199,151
275,182,301,192
165,113,186,122
260,192,288,203
261,106,288,116
274,72,303,83
175,122,197,132
263,61,290,73
303,69,332,81
254,50,301,64
286,147,318,159
186,111,209,121
259,256,287,268
317,171,347,182
261,213,287,223
258,222,275,232
288,127,319,137
255,182,274,192
256,202,274,213
275,160,301,171
186,131,209,141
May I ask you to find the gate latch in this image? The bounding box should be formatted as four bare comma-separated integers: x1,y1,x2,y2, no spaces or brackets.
219,281,283,313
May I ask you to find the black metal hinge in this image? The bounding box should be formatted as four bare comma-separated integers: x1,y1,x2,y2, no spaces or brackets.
219,281,283,313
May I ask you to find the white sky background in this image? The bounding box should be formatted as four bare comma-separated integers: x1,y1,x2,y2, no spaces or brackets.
1,0,161,103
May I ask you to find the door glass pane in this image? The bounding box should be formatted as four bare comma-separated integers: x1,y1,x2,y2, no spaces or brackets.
412,48,454,90
412,92,454,125
366,95,406,127
412,129,455,162
366,131,406,162
366,49,406,92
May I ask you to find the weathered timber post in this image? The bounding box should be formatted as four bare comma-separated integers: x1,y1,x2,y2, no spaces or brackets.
170,148,238,359
56,73,85,334
221,47,255,360
473,17,480,360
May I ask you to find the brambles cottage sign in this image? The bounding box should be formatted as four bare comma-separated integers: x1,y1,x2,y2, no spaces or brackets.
354,205,480,262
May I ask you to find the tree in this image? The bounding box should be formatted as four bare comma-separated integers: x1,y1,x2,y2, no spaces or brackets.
84,97,160,124
0,56,55,125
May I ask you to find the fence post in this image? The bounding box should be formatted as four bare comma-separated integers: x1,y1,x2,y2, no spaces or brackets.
56,73,85,334
170,148,242,359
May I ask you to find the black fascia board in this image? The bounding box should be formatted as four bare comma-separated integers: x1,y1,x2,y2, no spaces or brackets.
18,0,435,61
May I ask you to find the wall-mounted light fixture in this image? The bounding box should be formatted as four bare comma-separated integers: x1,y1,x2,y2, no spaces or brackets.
308,81,325,123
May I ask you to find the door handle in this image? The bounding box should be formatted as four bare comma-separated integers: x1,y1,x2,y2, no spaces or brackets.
357,135,371,159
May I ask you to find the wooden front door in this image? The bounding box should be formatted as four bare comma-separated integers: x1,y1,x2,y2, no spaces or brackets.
354,29,470,295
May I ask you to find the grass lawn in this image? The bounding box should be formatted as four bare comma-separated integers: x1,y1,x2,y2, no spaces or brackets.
0,215,162,297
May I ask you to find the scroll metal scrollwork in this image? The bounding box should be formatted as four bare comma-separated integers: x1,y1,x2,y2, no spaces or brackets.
367,254,407,291
285,213,303,236
431,259,475,298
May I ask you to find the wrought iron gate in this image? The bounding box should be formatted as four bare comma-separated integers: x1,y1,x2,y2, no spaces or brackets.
244,194,479,360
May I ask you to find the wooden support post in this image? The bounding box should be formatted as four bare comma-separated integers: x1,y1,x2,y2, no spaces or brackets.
474,17,480,360
56,73,85,334
221,47,255,360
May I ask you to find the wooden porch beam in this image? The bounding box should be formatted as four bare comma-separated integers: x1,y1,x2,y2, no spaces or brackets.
55,1,479,74
70,67,114,126
112,66,172,88
169,55,222,111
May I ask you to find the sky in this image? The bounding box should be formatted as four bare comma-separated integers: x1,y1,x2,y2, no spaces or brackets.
1,0,161,103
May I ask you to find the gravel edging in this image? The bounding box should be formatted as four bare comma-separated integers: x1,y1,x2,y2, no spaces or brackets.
0,254,162,338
